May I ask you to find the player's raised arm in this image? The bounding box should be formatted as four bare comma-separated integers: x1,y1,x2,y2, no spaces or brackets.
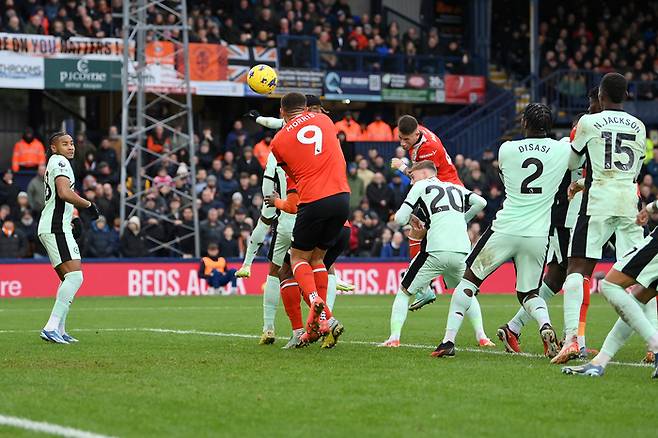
463,190,487,222
394,179,422,226
245,110,285,130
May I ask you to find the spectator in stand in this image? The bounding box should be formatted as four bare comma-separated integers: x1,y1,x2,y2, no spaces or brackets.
463,161,490,193
96,137,118,171
199,188,223,220
0,219,27,258
388,172,410,210
12,127,45,172
356,157,374,188
366,114,393,141
96,183,119,223
147,125,171,154
335,112,362,142
120,216,148,257
218,167,239,205
153,167,173,188
11,192,31,222
26,163,45,212
17,210,37,255
175,206,196,257
225,120,249,154
223,150,237,173
357,211,382,257
236,146,262,177
381,231,409,258
199,207,225,250
197,140,215,171
366,172,394,221
0,170,20,210
253,132,273,169
218,225,239,258
484,185,504,227
84,215,119,258
4,15,22,33
318,31,337,67
347,162,364,211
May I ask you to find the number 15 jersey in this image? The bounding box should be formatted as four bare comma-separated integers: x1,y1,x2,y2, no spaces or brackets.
271,111,350,204
493,137,573,237
572,110,645,217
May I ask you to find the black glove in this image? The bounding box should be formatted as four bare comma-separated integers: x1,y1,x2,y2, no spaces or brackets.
72,217,83,240
244,110,260,120
88,202,100,220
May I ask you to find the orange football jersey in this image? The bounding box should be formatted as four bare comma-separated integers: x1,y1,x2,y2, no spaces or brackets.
271,112,350,203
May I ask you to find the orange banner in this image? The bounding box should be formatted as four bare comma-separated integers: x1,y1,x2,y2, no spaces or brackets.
180,44,227,81
146,41,175,65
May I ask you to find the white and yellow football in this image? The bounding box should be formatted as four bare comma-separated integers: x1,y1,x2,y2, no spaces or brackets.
247,64,278,94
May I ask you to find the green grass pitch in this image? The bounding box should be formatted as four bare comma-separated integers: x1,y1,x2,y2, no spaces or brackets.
0,294,655,437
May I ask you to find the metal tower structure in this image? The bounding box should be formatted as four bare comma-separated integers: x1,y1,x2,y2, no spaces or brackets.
118,0,199,257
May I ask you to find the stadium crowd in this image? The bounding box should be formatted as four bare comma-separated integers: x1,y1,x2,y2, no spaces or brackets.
0,0,471,74
494,1,658,99
3,110,658,260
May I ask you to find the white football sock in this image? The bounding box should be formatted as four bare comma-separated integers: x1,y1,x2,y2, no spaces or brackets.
601,280,658,345
262,275,280,331
562,273,584,339
326,273,337,311
389,289,410,341
508,281,556,334
522,296,551,328
592,317,633,367
44,271,83,332
243,219,269,267
443,279,477,343
466,295,487,341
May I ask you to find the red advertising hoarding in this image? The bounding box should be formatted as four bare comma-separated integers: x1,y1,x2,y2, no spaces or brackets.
0,261,615,299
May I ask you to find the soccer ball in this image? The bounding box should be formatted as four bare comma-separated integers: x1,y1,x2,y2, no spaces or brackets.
247,64,277,95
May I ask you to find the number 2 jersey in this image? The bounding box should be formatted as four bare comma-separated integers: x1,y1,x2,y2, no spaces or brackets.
38,153,75,235
270,111,350,204
572,110,645,217
493,137,574,237
396,177,484,254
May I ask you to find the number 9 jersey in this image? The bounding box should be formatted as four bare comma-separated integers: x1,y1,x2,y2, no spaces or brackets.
270,111,350,204
571,110,645,217
492,137,575,237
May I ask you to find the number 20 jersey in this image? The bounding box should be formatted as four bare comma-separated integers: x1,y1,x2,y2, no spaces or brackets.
572,110,645,217
492,137,572,237
270,111,350,204
402,177,474,253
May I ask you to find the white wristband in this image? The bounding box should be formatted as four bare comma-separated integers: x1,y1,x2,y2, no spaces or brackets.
647,202,656,214
398,163,407,173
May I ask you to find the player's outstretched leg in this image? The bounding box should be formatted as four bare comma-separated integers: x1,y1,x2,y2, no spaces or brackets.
562,316,632,378
465,296,495,347
499,280,557,353
642,297,658,363
279,278,306,349
408,286,436,312
555,272,586,363
260,272,280,345
432,278,477,357
520,291,559,358
380,289,410,347
41,271,84,344
237,217,271,278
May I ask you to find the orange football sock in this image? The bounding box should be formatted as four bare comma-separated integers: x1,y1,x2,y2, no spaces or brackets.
280,279,303,330
577,276,591,347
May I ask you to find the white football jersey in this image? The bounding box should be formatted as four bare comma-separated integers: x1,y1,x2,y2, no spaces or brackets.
396,177,475,254
493,137,573,237
38,154,75,235
571,110,645,217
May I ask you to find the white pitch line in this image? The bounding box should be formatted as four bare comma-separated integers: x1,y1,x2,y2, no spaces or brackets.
0,414,116,438
0,327,650,369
